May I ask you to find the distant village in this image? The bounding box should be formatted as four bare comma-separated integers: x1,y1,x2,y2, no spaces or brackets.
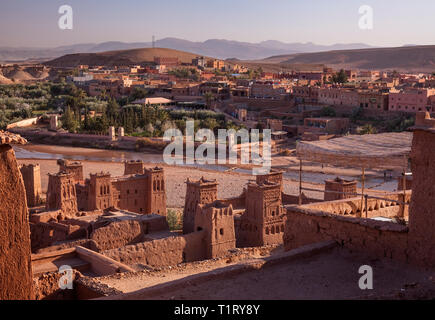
2,52,435,154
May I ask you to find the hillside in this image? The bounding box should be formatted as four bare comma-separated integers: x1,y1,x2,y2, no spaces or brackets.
0,38,375,62
44,47,210,68
260,45,435,72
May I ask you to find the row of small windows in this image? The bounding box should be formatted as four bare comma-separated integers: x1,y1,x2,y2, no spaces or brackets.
265,224,285,235
153,179,164,191
100,185,110,196
391,105,424,111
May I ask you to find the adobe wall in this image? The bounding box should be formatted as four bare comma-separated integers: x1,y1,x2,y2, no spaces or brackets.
90,219,148,251
408,126,435,267
183,178,218,234
30,221,85,252
194,202,236,259
238,182,286,248
302,193,411,219
0,144,34,300
124,160,144,175
282,192,322,205
46,172,78,217
58,159,84,184
146,167,167,216
283,206,409,263
20,164,42,207
33,271,79,300
219,191,246,209
103,231,206,267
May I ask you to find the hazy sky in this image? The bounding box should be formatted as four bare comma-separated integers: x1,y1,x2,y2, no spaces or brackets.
1,0,435,48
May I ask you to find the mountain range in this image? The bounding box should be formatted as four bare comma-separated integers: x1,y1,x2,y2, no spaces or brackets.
257,45,435,72
0,37,376,62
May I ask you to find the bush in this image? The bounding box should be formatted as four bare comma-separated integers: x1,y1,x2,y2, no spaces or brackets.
167,209,182,231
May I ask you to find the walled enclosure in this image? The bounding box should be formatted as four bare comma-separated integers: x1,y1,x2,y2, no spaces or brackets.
284,112,435,269
0,134,34,300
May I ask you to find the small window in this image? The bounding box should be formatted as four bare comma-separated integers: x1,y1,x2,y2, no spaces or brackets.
220,228,224,236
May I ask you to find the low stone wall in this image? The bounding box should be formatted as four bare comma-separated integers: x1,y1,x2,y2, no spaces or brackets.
6,117,40,129
284,205,409,263
299,192,411,219
103,231,206,268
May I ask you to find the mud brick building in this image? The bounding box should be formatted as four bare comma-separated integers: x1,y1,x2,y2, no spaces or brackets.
183,177,218,234
20,164,42,207
324,177,357,201
46,172,78,217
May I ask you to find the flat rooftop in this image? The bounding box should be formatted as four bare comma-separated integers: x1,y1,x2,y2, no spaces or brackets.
95,243,434,300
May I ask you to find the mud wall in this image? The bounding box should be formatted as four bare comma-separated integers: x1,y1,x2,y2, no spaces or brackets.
103,231,206,267
284,206,409,263
0,145,34,299
408,129,435,267
301,193,411,219
90,220,148,251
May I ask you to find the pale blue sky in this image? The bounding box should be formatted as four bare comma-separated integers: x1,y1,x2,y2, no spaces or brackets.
1,0,434,47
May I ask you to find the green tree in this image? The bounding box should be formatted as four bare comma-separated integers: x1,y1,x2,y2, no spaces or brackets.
61,106,78,132
332,69,348,84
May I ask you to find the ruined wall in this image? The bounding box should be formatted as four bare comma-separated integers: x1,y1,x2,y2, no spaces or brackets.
33,271,79,300
124,160,144,175
103,231,206,267
283,206,409,263
30,221,85,252
90,220,148,251
0,144,34,299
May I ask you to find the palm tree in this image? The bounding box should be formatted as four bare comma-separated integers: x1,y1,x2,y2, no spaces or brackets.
204,92,214,109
